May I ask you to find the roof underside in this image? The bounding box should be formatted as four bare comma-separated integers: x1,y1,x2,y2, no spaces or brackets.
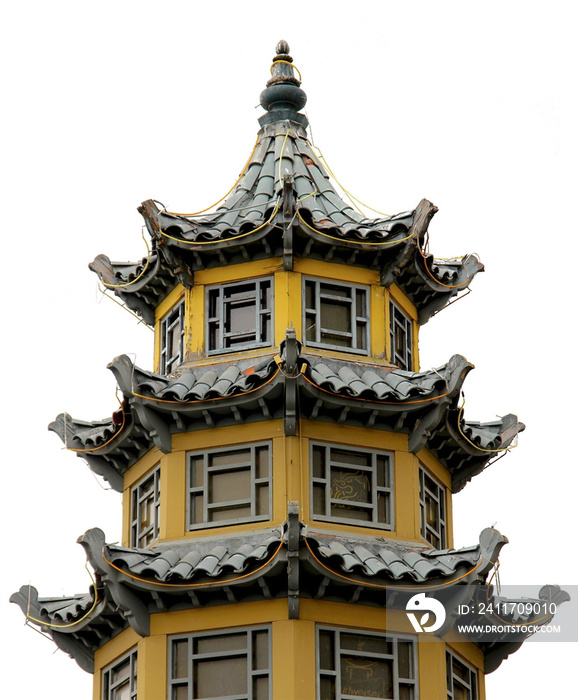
90,121,483,326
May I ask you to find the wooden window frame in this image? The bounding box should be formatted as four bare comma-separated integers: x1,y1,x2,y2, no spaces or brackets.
187,442,272,530
206,277,273,355
168,626,272,700
160,299,185,374
389,300,413,370
102,648,138,700
419,465,447,549
303,277,370,355
130,466,160,548
316,626,418,699
310,442,394,530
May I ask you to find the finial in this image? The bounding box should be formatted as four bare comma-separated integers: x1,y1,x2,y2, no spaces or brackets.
259,40,308,128
276,39,290,55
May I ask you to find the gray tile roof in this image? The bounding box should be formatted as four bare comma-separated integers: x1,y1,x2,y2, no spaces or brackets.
306,529,481,583
105,528,283,583
90,124,483,326
49,344,522,494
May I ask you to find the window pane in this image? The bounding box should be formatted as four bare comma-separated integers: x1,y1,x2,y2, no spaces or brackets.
191,457,204,487
399,684,414,700
210,449,249,467
305,313,316,341
256,485,269,515
209,468,251,502
210,505,252,521
398,641,412,679
193,495,204,524
321,301,351,334
111,659,130,684
226,300,255,335
305,281,315,309
194,656,247,698
332,449,370,467
173,640,188,679
256,447,269,479
319,631,335,671
112,681,131,700
340,657,393,698
253,631,269,670
195,633,246,655
253,676,269,700
313,485,326,515
331,504,371,521
341,633,391,655
320,676,336,700
312,447,326,479
172,686,187,700
331,469,371,504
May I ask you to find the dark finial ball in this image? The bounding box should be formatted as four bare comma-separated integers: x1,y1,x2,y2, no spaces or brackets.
276,40,290,55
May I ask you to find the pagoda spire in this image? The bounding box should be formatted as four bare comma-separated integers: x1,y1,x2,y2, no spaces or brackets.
259,40,308,127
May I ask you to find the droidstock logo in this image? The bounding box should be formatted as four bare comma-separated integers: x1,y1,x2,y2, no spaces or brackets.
406,593,446,633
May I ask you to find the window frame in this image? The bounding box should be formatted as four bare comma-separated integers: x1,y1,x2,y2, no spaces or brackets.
187,442,273,530
102,648,138,700
419,466,447,549
389,299,413,371
446,649,478,700
316,626,418,700
130,465,161,548
206,277,274,355
160,299,185,375
168,625,272,700
310,442,394,530
303,276,370,355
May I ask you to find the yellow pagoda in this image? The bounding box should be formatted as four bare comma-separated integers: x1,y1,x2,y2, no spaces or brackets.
11,41,567,700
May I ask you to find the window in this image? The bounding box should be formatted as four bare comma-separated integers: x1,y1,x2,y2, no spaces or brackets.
130,466,160,547
389,300,413,370
419,466,446,549
188,443,272,528
207,278,273,353
161,300,185,374
447,650,478,700
169,627,271,700
102,649,137,700
311,443,394,529
317,627,417,700
304,278,369,354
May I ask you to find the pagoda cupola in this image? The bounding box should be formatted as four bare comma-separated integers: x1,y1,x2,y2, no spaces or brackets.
11,42,568,700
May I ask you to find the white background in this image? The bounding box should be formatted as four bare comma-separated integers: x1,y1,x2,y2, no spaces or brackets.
1,2,576,698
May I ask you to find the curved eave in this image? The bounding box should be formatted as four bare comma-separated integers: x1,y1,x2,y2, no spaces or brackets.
51,340,522,493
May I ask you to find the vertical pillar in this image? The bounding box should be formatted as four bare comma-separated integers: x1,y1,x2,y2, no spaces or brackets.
417,639,447,699
272,620,316,699
138,634,167,700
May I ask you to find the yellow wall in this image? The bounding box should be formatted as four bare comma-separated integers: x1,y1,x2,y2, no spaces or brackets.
153,259,420,371
122,421,454,550
92,599,485,700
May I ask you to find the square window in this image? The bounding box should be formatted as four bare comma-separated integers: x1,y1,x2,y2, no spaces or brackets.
419,466,446,549
160,300,185,374
206,278,273,354
447,650,478,700
169,627,271,700
188,443,272,529
311,443,394,529
389,300,413,370
304,278,369,354
130,466,160,548
102,648,137,700
317,627,417,699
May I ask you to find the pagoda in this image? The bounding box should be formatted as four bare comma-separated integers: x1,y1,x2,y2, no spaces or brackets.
11,41,568,700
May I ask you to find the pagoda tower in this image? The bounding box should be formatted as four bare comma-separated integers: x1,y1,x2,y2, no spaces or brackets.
11,41,568,700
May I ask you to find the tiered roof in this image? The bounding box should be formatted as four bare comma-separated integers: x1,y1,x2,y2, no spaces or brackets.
11,40,567,683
